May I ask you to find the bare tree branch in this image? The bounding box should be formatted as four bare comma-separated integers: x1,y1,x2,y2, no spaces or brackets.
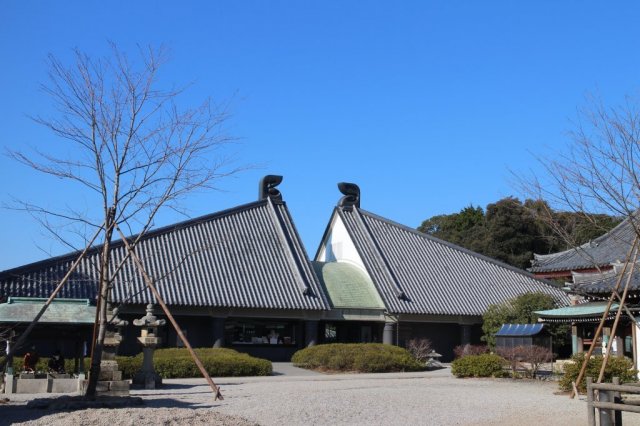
6,43,243,397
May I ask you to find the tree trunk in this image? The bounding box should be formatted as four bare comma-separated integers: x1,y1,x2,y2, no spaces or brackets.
85,208,115,398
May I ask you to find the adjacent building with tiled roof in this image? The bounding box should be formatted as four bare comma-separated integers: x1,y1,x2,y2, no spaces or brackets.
0,177,570,362
315,183,568,359
0,177,331,361
529,216,636,279
0,198,329,311
531,215,640,368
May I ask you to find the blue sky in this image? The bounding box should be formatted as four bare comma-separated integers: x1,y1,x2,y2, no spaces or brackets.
1,2,639,270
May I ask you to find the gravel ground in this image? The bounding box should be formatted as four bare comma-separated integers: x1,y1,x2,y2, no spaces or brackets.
3,367,640,425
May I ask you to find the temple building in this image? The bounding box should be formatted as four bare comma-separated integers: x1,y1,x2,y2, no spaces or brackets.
0,177,567,362
530,216,640,369
529,217,635,281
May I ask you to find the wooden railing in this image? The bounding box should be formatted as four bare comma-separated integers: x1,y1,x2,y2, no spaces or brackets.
587,377,640,426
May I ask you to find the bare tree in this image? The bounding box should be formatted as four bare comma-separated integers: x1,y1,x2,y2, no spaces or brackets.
496,345,552,379
7,43,241,397
519,95,640,238
405,338,433,364
517,94,640,395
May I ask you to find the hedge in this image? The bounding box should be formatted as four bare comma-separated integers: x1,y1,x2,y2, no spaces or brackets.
451,353,506,378
559,353,638,392
291,343,425,373
9,356,89,374
9,348,272,378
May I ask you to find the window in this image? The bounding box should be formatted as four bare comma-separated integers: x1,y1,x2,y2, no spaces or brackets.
225,319,297,345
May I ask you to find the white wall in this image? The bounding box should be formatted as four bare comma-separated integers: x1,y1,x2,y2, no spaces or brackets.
317,213,367,273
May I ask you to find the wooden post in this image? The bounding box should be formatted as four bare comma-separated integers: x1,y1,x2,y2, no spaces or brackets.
116,225,223,400
613,377,622,426
587,377,596,426
598,243,639,384
599,386,614,426
0,223,104,371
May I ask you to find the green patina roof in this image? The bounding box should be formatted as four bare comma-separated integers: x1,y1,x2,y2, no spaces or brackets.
313,262,384,309
535,302,619,318
0,297,96,324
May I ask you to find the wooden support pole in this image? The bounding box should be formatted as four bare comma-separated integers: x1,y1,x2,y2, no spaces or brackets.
116,225,223,400
598,244,638,383
0,224,104,371
570,236,639,398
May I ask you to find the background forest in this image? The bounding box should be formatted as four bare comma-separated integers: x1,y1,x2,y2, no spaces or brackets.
418,198,622,270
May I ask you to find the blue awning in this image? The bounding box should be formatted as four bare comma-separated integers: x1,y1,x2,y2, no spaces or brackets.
495,323,544,337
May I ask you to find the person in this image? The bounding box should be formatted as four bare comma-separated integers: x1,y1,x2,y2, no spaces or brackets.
48,350,65,374
23,346,39,372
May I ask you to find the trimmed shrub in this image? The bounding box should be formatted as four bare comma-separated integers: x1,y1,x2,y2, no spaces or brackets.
291,343,425,373
10,348,271,379
138,348,271,378
116,353,143,379
559,353,638,393
451,353,505,378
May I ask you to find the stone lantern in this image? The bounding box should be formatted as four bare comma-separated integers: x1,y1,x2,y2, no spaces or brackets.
132,304,166,389
95,305,130,396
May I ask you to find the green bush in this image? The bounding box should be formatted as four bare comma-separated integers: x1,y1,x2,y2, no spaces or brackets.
451,353,506,378
291,343,425,373
10,348,271,379
118,347,272,379
559,353,638,392
116,353,143,379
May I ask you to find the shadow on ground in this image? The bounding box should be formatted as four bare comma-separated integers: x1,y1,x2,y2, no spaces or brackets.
2,396,220,424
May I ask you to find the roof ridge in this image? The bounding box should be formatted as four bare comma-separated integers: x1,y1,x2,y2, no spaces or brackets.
351,208,407,299
533,214,632,261
0,199,269,277
266,198,313,297
355,207,561,289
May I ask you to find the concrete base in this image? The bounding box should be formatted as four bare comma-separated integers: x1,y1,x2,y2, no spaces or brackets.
96,380,130,397
4,374,15,394
132,371,162,389
15,378,49,393
51,378,81,393
79,379,131,397
6,376,83,394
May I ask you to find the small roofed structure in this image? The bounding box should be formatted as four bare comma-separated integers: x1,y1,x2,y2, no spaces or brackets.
0,297,95,324
0,297,95,378
495,323,551,351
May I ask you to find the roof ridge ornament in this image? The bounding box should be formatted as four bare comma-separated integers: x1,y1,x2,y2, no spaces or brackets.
259,175,283,203
337,182,360,209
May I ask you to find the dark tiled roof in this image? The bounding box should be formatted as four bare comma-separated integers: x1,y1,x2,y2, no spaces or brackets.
529,217,635,273
336,207,568,316
0,199,329,311
570,269,640,296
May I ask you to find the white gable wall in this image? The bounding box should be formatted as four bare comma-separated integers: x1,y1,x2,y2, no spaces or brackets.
317,213,368,274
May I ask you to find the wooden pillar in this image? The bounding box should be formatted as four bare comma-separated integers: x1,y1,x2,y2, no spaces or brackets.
572,324,581,354
460,324,471,347
602,327,611,355
383,322,395,345
211,317,225,348
305,320,318,347
614,335,623,357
